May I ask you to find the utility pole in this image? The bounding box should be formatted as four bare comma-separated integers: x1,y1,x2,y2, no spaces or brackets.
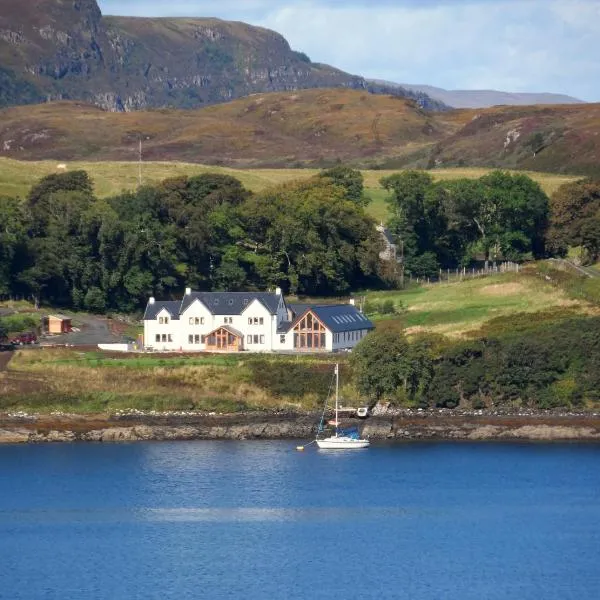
138,136,143,187
399,240,405,288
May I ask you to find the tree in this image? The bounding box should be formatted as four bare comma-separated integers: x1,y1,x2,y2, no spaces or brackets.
548,178,600,262
350,329,410,401
319,166,367,205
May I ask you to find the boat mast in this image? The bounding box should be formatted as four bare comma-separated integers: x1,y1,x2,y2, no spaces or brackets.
335,363,339,438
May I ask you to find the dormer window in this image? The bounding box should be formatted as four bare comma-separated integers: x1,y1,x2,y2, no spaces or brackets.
243,299,249,306
214,299,220,306
228,299,234,306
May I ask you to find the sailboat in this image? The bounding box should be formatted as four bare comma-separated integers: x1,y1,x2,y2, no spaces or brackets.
316,363,370,450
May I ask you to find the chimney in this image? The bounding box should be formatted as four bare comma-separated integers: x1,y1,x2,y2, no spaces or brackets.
275,287,282,296
349,298,355,306
149,297,156,305
185,287,192,296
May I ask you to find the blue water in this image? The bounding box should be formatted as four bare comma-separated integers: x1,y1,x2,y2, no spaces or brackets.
1,442,599,600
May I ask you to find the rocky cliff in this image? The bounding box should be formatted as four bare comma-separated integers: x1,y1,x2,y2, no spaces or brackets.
0,0,446,111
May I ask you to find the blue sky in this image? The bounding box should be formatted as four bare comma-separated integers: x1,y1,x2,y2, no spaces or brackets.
98,0,600,101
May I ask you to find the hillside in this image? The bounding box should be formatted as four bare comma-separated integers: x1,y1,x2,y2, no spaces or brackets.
0,91,451,166
0,0,444,111
393,83,584,109
429,103,600,177
0,90,599,175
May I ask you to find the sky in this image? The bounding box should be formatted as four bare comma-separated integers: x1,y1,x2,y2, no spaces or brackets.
98,0,600,101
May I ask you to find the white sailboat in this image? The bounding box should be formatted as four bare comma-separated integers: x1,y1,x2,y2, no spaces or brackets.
316,363,370,450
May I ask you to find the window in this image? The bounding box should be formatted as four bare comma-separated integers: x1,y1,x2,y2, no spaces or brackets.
224,317,232,324
161,334,167,342
243,299,249,306
254,335,259,344
214,299,220,306
168,334,173,343
189,317,194,325
253,317,259,325
247,335,252,345
164,317,169,324
201,335,205,343
248,318,252,325
155,334,160,343
228,299,234,306
280,335,286,344
159,317,164,324
195,334,200,344
188,334,193,343
260,335,265,344
259,317,264,325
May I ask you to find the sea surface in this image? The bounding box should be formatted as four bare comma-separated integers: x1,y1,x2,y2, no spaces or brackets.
1,441,599,600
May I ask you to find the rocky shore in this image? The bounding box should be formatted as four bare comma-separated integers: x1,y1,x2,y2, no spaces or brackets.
1,410,600,444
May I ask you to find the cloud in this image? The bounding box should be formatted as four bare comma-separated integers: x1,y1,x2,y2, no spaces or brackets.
97,0,600,101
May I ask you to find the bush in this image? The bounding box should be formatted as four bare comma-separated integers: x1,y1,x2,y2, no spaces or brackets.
247,359,332,399
0,313,40,334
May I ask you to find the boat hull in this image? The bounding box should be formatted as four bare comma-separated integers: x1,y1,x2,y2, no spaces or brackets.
316,437,370,449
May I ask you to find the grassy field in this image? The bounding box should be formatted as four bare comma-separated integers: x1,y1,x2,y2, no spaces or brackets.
0,349,344,413
364,268,594,337
0,157,580,222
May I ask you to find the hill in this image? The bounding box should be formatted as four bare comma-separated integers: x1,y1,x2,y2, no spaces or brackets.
429,103,600,177
1,90,599,176
0,91,451,166
0,0,445,111
392,83,584,109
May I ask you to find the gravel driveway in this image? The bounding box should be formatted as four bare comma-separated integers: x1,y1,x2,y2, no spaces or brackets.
41,314,129,346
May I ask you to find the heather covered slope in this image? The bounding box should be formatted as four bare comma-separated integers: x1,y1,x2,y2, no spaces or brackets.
0,91,450,166
1,90,599,175
0,0,445,111
430,103,600,177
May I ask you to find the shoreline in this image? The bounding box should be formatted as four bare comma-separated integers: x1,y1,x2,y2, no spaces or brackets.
1,410,600,444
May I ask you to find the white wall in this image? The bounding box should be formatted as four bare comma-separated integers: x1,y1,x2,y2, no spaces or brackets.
241,299,273,352
144,308,179,351
179,298,213,351
332,328,370,352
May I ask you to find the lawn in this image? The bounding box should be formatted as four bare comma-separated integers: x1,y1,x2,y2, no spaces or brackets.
365,269,592,337
0,158,580,223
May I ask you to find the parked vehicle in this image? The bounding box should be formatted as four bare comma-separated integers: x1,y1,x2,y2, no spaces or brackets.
356,407,369,419
10,332,38,345
0,342,16,352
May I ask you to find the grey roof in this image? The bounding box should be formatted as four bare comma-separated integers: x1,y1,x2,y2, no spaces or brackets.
181,292,281,316
143,300,181,321
289,304,374,333
288,303,312,318
277,320,292,334
379,227,396,246
311,305,374,333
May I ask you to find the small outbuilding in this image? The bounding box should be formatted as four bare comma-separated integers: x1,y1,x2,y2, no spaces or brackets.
43,314,73,334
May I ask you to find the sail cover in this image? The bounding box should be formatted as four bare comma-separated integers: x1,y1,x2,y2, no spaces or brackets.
339,427,360,439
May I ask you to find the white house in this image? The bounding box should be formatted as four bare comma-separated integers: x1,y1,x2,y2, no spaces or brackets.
143,287,374,353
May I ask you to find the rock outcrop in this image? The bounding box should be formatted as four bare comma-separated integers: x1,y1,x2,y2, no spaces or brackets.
1,413,599,444
0,0,446,112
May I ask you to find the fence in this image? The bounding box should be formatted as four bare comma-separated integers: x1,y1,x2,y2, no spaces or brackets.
407,261,521,286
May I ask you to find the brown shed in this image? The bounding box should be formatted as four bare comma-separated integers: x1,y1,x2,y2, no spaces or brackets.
45,314,72,334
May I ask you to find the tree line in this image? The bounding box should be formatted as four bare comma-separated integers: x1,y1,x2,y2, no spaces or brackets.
350,313,600,410
0,167,382,312
1,165,599,311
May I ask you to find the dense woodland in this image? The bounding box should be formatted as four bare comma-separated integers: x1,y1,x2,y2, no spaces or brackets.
0,166,599,312
347,311,600,410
